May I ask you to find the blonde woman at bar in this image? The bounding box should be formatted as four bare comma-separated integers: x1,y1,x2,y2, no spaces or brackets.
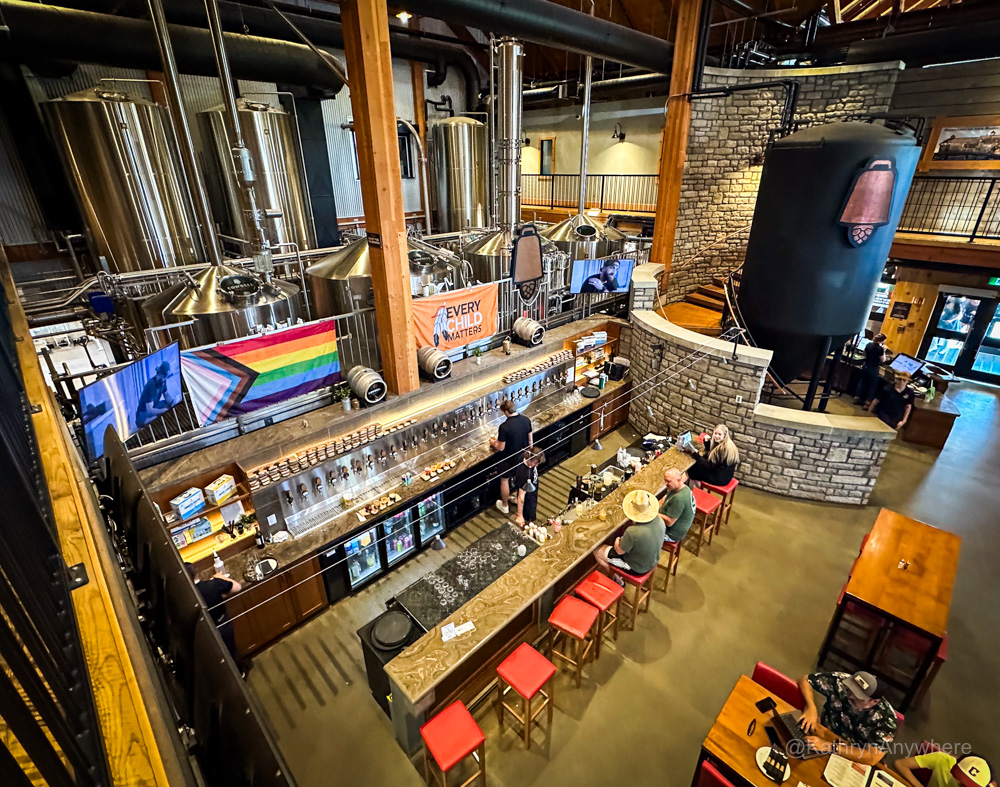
686,423,739,487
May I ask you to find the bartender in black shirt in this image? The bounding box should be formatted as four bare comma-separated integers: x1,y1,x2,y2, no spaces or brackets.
854,333,887,407
869,371,914,430
490,399,533,515
185,563,249,677
513,446,546,526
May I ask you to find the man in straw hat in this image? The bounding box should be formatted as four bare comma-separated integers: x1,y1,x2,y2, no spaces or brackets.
898,749,995,787
594,488,664,577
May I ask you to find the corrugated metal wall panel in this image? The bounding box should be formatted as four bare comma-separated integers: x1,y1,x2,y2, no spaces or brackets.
0,112,47,245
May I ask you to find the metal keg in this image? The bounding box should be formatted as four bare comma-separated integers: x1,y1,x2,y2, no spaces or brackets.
346,366,387,405
416,346,452,381
513,316,545,346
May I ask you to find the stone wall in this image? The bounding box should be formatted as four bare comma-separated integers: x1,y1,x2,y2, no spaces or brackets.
626,304,897,505
666,62,903,303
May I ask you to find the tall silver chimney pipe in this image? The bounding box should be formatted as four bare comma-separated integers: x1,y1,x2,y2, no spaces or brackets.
495,37,524,233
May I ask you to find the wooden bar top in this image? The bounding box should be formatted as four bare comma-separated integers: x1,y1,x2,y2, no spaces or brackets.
845,508,960,639
384,446,694,706
704,675,905,787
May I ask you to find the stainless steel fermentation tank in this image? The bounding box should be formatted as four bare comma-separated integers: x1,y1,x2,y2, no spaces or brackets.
43,86,205,273
198,98,315,250
143,265,301,349
540,214,626,262
428,117,489,233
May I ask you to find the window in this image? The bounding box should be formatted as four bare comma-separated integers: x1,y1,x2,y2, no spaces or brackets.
539,137,555,176
347,122,415,180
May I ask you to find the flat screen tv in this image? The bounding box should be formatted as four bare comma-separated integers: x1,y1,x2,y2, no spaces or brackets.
78,343,182,461
569,258,635,295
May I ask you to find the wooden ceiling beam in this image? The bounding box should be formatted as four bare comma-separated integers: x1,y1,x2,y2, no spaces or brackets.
832,0,843,23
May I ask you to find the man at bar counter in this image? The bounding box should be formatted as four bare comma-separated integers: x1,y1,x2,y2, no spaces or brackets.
513,446,546,526
185,563,249,678
490,399,533,515
594,489,664,578
796,670,898,765
659,468,696,545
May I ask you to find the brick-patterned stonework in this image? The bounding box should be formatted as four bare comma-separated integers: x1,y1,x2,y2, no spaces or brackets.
625,293,896,504
666,62,902,303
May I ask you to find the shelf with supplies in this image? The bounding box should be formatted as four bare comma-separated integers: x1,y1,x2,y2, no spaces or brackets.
149,462,257,570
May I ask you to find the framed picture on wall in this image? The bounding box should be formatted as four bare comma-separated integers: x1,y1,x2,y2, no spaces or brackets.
918,115,1000,171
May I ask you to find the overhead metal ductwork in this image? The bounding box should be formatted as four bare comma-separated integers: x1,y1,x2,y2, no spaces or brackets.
0,0,345,96
40,0,481,108
844,19,1000,67
400,0,674,74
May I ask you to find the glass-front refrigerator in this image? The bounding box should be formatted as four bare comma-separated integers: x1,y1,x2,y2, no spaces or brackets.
381,509,416,566
415,493,445,547
345,527,383,590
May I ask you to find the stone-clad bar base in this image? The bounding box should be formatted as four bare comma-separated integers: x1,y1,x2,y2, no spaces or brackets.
625,268,896,504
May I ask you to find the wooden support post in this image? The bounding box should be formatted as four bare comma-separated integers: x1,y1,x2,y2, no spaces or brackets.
650,0,704,295
341,0,420,395
411,57,429,229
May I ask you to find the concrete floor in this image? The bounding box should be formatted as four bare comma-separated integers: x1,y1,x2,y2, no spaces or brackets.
250,383,997,787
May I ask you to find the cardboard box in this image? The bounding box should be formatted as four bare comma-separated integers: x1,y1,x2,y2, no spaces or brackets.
188,517,214,542
205,474,237,505
170,487,205,520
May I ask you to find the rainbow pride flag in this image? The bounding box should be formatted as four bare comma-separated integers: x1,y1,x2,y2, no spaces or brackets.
180,319,342,426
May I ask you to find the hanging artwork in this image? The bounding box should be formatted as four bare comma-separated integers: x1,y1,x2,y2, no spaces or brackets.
839,158,897,247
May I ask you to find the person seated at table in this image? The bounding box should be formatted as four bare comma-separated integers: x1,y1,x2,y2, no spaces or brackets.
897,749,995,787
594,489,663,578
854,333,887,408
659,467,696,545
685,423,740,487
869,371,914,430
796,670,897,766
513,446,545,527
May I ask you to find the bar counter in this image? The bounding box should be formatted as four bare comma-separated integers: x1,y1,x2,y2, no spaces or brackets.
383,445,694,750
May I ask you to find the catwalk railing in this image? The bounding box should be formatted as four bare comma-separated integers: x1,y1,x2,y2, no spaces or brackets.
893,174,1000,241
522,173,659,213
0,276,110,785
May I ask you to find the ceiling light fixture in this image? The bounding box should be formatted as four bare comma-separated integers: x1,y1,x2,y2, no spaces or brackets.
396,10,412,22
612,122,626,143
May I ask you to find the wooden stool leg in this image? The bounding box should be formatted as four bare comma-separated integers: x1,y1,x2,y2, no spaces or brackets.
726,488,736,525
594,611,603,660
497,676,504,726
547,678,554,723
478,742,486,786
575,635,583,688
612,595,621,640
643,576,652,612
524,692,532,749
672,548,680,576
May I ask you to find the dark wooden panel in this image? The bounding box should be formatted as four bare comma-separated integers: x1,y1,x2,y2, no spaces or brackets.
285,557,328,621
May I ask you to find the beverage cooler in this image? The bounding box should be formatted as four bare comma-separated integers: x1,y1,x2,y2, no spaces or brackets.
414,493,445,544
381,509,416,566
345,527,383,589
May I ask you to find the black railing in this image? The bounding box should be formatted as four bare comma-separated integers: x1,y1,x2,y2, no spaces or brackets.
522,173,658,213
0,284,110,784
98,433,295,787
898,175,1000,242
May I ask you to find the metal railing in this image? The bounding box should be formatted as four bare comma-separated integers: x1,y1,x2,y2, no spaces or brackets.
898,175,1000,241
522,173,658,213
0,285,111,785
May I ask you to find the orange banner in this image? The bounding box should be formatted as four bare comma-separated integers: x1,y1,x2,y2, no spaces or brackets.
412,283,499,352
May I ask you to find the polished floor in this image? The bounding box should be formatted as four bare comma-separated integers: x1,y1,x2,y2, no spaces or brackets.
250,383,997,787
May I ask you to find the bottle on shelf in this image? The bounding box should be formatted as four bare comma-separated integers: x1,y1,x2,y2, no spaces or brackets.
213,551,228,577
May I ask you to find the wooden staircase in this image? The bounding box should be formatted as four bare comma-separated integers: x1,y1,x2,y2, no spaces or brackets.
660,275,735,337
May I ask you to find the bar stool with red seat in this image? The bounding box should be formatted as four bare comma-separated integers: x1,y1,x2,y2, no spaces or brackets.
496,643,556,750
653,538,682,593
702,477,739,531
548,595,600,688
574,570,624,658
608,564,654,630
692,486,723,556
420,700,486,786
696,759,737,787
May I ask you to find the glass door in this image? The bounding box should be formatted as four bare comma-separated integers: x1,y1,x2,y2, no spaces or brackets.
381,510,416,566
345,527,383,589
920,293,983,369
969,303,1000,383
415,493,444,546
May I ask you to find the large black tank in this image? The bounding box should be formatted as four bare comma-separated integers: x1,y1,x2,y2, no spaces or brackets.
737,122,919,382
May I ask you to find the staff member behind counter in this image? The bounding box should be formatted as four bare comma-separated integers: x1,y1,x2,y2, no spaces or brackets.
490,400,533,515
869,371,914,430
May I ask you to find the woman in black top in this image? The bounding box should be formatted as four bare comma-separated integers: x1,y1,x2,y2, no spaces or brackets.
869,372,914,430
686,423,740,487
513,446,545,526
854,333,887,407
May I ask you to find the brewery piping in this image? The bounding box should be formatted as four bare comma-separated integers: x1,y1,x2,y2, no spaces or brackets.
146,0,222,265
496,37,524,234
578,1,594,217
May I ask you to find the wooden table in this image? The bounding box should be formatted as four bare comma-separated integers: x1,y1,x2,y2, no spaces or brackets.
900,394,960,450
699,675,903,787
818,508,960,710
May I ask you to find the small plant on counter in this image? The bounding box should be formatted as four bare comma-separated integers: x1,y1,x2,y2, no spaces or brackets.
471,346,484,364
338,383,352,410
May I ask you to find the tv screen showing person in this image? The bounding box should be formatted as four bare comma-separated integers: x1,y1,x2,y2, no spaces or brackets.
79,343,182,461
570,258,635,294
